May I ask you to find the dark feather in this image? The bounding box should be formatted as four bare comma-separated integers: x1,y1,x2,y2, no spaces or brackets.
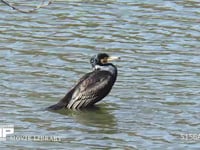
47,70,116,110
67,70,115,109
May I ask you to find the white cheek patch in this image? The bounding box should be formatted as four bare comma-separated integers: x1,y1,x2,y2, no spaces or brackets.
95,65,115,75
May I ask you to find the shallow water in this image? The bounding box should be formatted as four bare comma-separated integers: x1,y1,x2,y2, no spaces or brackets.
1,0,200,149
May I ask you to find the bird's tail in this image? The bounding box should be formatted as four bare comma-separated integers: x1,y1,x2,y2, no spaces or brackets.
46,101,66,111
46,88,74,111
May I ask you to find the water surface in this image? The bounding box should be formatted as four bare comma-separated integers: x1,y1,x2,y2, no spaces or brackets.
1,0,200,149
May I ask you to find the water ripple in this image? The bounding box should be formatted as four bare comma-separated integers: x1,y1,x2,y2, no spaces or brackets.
1,0,200,149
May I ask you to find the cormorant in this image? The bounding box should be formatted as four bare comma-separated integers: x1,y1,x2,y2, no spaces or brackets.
47,53,120,110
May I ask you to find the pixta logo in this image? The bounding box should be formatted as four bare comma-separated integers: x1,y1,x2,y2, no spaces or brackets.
0,125,14,140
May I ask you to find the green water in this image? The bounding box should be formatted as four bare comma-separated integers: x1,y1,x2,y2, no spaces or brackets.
1,0,200,149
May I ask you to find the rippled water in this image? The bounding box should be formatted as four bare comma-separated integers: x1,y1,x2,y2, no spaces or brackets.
1,0,200,149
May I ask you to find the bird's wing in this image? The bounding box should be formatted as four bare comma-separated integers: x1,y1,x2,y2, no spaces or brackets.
46,71,96,110
67,70,114,109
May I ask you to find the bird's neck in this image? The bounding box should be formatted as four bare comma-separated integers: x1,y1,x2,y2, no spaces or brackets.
94,64,117,76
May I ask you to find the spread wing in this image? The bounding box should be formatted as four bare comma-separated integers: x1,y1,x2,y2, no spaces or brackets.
67,70,115,109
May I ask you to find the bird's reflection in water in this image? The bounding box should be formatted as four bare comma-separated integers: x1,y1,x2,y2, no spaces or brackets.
52,104,117,129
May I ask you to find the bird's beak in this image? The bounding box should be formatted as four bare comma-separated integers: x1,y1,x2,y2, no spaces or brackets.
107,56,121,62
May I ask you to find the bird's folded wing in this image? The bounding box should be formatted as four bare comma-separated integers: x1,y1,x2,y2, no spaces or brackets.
67,71,113,109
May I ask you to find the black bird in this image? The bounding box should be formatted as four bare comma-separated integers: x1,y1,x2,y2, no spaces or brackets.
47,53,120,110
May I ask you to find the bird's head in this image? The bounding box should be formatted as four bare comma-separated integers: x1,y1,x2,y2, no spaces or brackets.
90,53,120,68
